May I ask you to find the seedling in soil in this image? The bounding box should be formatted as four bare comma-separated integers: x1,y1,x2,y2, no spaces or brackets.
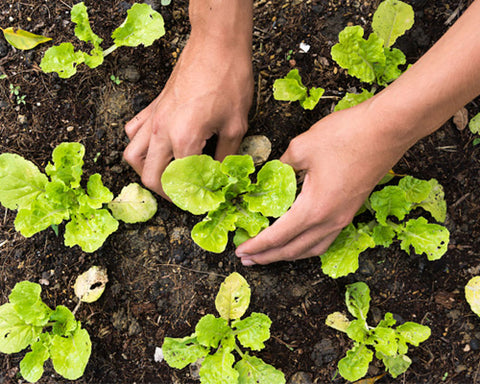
40,2,165,78
161,154,296,253
326,282,431,381
9,84,26,105
320,175,450,278
0,280,96,382
110,74,122,85
162,272,286,384
469,112,480,146
0,142,157,253
273,68,325,110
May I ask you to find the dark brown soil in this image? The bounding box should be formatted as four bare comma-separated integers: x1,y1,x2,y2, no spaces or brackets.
1,0,480,383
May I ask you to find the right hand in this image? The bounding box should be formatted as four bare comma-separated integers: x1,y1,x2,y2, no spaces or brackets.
123,35,254,198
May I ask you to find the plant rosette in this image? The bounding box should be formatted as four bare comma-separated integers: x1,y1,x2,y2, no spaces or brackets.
161,154,296,253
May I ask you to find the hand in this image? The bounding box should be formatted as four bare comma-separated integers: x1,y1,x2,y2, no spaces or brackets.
235,100,410,265
123,35,253,197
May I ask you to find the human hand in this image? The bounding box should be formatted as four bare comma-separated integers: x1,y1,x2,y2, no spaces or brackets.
235,100,411,265
123,34,253,198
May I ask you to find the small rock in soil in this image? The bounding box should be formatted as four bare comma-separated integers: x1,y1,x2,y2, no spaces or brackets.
287,371,313,384
128,318,142,336
237,135,272,165
112,308,129,331
119,65,141,83
310,338,339,366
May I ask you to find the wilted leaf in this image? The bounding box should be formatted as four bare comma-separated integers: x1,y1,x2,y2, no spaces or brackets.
453,107,468,131
466,276,480,317
1,27,51,50
74,266,108,303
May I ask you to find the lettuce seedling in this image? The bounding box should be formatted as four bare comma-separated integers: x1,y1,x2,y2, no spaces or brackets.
321,175,450,278
40,2,165,78
0,281,91,382
326,282,431,381
161,154,296,253
0,142,157,252
273,69,325,110
469,112,480,146
162,272,286,384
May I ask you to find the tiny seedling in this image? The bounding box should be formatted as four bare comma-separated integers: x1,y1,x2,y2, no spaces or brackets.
320,175,450,278
273,68,324,110
110,74,122,85
40,2,165,78
0,142,157,252
9,83,26,105
162,272,286,383
469,112,480,146
326,282,431,381
161,154,296,253
0,73,7,80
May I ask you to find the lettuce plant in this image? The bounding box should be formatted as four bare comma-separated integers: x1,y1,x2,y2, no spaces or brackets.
161,154,296,253
273,69,325,110
326,282,431,381
321,175,450,278
40,2,165,78
0,142,157,253
0,281,91,382
331,0,414,111
162,272,285,384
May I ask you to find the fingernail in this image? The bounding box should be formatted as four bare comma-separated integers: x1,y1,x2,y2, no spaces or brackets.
241,259,256,266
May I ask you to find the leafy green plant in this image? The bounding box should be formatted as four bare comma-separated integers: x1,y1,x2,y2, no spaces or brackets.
326,282,431,381
162,272,285,384
0,142,157,253
161,154,296,253
0,281,92,382
331,0,414,110
273,69,325,110
469,112,480,146
320,175,450,278
40,2,165,78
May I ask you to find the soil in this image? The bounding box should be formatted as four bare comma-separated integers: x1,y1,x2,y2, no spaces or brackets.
1,0,480,383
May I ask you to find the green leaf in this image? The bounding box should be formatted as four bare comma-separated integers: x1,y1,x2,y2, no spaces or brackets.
0,303,43,354
376,47,406,85
331,26,385,83
370,185,412,225
64,209,119,252
40,43,86,79
199,348,239,384
86,174,114,209
466,276,480,317
299,86,324,110
320,224,375,278
372,0,414,48
50,306,78,336
0,153,48,210
346,319,369,343
112,3,165,47
398,175,431,204
396,322,431,346
45,142,85,188
9,281,52,326
233,313,272,351
469,112,480,134
334,89,374,112
378,312,396,328
233,228,252,247
417,179,447,222
19,341,50,383
244,160,296,217
195,314,231,348
215,272,251,321
162,335,208,369
221,155,255,180
325,312,351,333
338,344,373,382
71,2,103,48
345,282,370,320
235,354,285,384
379,353,411,378
273,69,307,102
372,224,396,247
368,326,398,356
1,27,51,50
162,155,228,215
397,217,449,260
233,201,269,237
108,182,157,223
50,326,91,380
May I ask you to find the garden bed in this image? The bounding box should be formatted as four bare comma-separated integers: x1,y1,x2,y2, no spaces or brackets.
1,0,480,383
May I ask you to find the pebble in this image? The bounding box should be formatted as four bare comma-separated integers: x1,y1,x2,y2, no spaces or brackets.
119,65,141,83
310,338,339,366
237,135,272,165
288,371,312,384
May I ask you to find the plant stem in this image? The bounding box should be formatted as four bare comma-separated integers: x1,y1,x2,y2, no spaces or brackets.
103,44,118,57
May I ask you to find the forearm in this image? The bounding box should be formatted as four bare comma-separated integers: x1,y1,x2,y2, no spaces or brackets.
370,0,480,149
189,0,253,52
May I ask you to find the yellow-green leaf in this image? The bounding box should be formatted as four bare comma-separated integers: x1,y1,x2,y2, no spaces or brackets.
1,27,51,50
466,276,480,317
215,272,251,320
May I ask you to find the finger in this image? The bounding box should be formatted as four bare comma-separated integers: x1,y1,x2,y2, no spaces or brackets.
214,122,246,161
123,122,153,176
240,229,340,266
141,134,174,198
125,105,152,140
